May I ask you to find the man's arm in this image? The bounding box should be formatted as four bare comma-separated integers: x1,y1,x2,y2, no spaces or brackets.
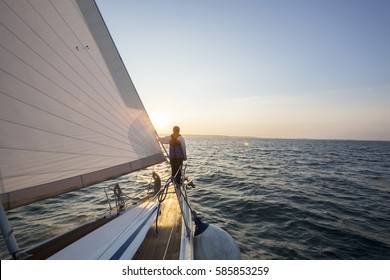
179,136,187,161
158,135,170,144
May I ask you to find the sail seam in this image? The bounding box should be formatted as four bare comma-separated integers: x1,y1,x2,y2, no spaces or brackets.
41,0,135,126
68,0,138,122
0,90,132,150
0,48,129,143
0,117,134,155
0,5,129,137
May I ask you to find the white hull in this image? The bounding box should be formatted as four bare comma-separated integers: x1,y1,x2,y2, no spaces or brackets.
49,200,158,260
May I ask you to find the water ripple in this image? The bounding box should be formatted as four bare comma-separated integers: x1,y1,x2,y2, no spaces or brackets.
1,137,390,260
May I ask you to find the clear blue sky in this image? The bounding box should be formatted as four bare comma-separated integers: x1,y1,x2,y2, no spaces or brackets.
96,0,390,140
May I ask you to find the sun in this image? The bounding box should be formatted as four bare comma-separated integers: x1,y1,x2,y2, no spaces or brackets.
150,111,170,132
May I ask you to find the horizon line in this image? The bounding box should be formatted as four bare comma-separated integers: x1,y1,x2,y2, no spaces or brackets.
156,133,390,142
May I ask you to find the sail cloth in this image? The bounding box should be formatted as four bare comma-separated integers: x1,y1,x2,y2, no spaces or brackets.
0,0,165,210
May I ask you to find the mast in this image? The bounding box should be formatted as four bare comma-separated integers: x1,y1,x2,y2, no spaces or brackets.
0,202,19,259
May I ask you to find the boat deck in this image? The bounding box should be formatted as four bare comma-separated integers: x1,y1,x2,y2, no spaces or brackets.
133,187,182,260
25,186,182,260
26,216,115,260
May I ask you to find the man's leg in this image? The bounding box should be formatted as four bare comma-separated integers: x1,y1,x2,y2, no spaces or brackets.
175,159,183,184
171,159,183,184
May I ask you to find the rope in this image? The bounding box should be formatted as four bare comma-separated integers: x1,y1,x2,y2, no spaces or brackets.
97,192,160,259
154,178,171,235
170,179,192,235
175,179,195,215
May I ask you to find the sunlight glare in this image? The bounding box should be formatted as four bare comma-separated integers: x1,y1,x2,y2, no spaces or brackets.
150,111,170,132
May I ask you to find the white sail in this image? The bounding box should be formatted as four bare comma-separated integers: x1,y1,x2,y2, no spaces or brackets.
0,0,165,210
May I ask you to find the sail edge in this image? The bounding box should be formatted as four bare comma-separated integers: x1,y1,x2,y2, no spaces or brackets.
0,152,165,210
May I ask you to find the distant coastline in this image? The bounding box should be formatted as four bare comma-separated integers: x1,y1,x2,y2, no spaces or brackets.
157,133,390,142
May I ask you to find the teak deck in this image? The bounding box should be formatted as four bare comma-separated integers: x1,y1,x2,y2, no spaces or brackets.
133,187,182,260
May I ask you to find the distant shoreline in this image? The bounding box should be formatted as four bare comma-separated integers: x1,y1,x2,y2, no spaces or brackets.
157,133,390,142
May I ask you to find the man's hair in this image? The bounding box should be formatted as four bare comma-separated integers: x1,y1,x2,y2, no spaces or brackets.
173,126,180,133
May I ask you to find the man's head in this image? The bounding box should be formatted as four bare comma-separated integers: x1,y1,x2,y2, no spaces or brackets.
173,126,180,134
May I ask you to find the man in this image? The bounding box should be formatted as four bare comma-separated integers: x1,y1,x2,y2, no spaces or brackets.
159,126,187,184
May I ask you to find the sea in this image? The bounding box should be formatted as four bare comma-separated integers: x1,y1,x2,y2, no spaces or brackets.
1,136,390,260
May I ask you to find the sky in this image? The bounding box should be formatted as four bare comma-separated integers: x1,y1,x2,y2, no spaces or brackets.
96,0,390,141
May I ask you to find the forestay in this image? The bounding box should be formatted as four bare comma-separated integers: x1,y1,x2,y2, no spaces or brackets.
0,0,164,210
